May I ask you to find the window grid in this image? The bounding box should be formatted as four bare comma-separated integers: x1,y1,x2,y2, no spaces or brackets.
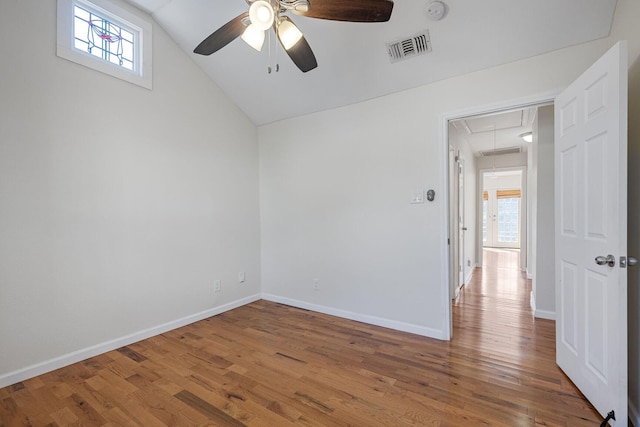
73,4,135,71
482,200,487,242
497,198,519,243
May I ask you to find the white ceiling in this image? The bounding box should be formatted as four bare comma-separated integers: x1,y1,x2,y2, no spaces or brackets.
450,107,538,156
124,0,617,125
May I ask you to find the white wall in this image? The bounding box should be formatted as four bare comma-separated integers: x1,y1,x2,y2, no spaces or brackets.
259,0,640,340
532,105,555,318
0,0,260,385
476,152,528,171
483,173,522,190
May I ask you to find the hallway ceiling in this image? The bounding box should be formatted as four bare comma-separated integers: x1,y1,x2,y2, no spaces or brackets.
124,0,617,125
450,107,538,156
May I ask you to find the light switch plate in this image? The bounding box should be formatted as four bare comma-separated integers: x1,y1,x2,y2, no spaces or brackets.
410,192,425,204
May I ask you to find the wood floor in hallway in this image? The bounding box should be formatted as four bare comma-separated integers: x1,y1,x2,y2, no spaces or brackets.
1,249,604,426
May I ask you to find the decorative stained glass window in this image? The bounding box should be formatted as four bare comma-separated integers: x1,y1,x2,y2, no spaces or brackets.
73,5,135,71
57,0,153,89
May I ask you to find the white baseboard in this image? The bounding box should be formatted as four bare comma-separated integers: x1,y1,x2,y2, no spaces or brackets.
261,293,446,340
0,294,261,389
530,291,536,312
526,268,533,280
630,399,639,427
464,265,476,284
534,309,556,320
530,291,556,320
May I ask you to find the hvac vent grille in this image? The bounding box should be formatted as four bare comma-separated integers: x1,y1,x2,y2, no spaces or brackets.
386,31,432,63
479,147,522,157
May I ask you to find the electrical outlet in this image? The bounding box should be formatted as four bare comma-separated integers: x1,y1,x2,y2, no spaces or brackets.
214,279,221,292
313,278,319,290
239,272,245,283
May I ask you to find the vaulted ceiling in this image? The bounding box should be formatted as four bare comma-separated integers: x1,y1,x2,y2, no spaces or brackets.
124,0,617,125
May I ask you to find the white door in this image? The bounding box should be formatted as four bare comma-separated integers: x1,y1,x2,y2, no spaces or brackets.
555,41,628,425
458,159,465,290
449,145,459,300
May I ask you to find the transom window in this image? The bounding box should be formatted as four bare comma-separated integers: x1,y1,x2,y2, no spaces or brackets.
73,4,135,71
57,0,153,89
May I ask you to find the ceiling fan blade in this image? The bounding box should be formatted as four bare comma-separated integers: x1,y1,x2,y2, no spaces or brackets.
293,0,393,23
194,12,249,55
276,17,318,72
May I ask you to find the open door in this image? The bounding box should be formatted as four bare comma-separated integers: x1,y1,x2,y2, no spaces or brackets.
555,41,628,425
449,145,459,300
457,158,465,291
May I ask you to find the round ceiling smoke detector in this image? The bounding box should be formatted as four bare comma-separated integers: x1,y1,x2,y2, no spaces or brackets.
427,1,447,21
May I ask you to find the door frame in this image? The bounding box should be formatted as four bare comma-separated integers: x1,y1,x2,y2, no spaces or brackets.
479,167,526,257
448,145,461,301
448,147,466,301
458,158,465,290
440,92,557,340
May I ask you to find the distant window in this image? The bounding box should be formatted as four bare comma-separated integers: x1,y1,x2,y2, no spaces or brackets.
57,0,152,89
497,197,519,243
482,199,487,242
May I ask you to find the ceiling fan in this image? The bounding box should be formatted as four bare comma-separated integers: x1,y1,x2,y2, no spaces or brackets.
193,0,394,73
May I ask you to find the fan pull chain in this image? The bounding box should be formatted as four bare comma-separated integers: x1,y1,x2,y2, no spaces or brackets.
267,30,272,73
275,28,279,72
266,25,279,74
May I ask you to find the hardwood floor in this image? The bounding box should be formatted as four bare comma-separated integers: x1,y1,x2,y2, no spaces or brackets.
1,250,603,426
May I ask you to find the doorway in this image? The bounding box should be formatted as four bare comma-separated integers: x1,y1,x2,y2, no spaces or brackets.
482,170,522,249
445,98,553,340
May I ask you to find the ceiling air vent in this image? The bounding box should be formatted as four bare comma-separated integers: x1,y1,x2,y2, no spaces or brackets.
386,31,432,63
479,147,522,157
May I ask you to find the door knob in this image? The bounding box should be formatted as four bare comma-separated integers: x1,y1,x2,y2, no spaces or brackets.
621,256,638,268
595,254,616,267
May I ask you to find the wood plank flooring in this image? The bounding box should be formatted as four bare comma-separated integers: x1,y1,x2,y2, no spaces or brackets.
1,250,604,426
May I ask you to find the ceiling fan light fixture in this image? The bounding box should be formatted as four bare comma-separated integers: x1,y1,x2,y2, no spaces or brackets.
249,1,275,31
520,132,533,143
278,19,303,50
292,0,309,12
241,24,265,51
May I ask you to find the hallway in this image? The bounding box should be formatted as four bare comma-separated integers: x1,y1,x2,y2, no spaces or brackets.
452,248,602,425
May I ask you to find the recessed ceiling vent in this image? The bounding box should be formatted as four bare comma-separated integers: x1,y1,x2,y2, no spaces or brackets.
479,147,522,157
386,31,431,63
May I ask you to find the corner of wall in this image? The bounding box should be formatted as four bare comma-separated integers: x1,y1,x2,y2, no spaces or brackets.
0,294,261,389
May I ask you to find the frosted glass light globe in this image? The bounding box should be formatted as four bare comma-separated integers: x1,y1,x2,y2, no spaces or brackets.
278,19,303,50
241,24,265,51
249,1,274,31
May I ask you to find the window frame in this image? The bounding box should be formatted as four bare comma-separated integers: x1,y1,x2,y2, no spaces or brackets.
57,0,153,90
